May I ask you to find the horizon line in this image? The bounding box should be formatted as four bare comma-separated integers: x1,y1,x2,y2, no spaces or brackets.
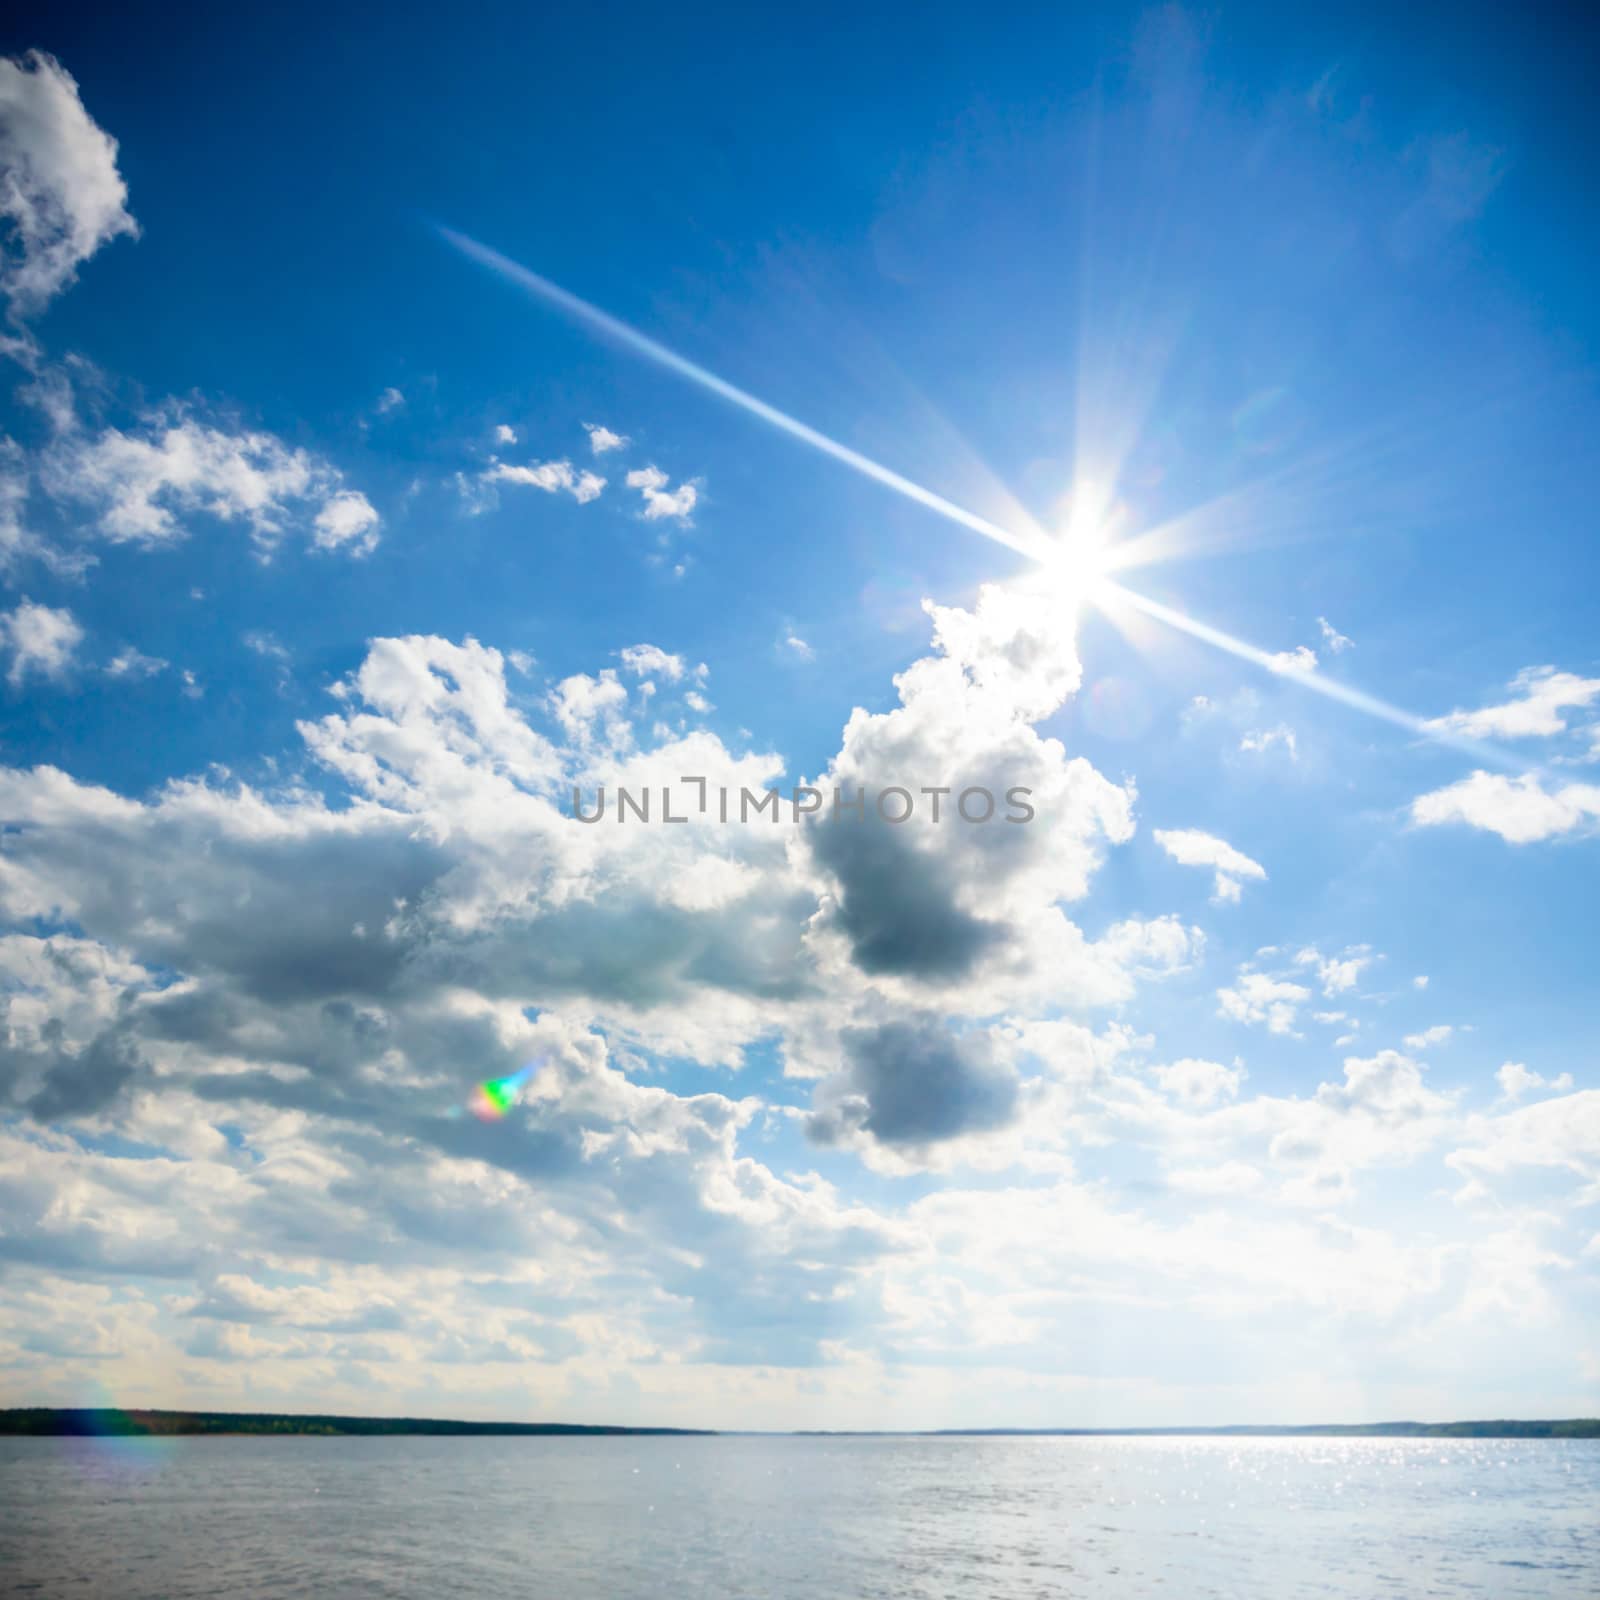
4,1406,1596,1440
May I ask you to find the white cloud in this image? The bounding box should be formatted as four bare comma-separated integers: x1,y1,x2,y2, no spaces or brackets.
1153,827,1266,903
104,645,166,679
1428,667,1600,742
1403,1024,1453,1051
626,465,697,522
547,668,631,749
1411,771,1600,843
485,457,605,504
794,581,1192,1049
584,423,628,456
1313,1048,1454,1125
242,630,291,690
2,597,81,683
0,51,138,313
375,386,405,415
1317,617,1353,653
1239,724,1297,759
1294,945,1374,996
312,489,381,555
1167,1160,1262,1195
1495,1061,1574,1103
1413,975,1429,990
782,631,815,662
1449,1089,1600,1190
1217,969,1310,1035
1153,1057,1244,1107
43,408,381,557
0,437,82,574
685,689,712,714
618,644,685,682
1266,645,1317,675
493,424,517,445
3,573,1590,1422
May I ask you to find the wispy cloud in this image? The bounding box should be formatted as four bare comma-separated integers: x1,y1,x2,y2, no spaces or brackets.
1317,616,1353,653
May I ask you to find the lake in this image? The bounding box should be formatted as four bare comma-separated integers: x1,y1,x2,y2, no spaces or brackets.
2,1434,1596,1596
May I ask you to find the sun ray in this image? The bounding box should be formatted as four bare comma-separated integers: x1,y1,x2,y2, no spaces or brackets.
440,227,1531,777
437,226,1052,563
1095,580,1528,772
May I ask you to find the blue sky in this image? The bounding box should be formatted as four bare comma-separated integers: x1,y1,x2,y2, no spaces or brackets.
0,4,1596,1427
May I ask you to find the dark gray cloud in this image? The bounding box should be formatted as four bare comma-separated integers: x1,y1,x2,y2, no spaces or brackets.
0,1001,145,1123
26,1026,142,1120
807,817,1005,979
807,1016,1020,1148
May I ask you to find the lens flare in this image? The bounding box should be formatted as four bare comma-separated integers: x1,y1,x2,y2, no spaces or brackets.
438,229,1532,778
58,1398,174,1475
468,1064,536,1122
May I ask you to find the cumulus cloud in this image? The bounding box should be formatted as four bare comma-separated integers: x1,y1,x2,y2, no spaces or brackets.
313,489,381,555
1266,645,1317,675
1412,771,1600,844
619,643,686,682
1495,1061,1574,1103
1314,1049,1453,1126
1449,1089,1600,1192
625,464,697,521
1427,667,1600,742
0,51,138,314
799,582,1177,1012
1153,1057,1243,1107
484,457,605,504
1153,827,1266,903
1,574,1585,1419
1294,945,1374,996
42,407,381,557
1217,968,1309,1035
1403,1024,1453,1051
584,423,628,455
806,1018,1020,1151
2,597,81,683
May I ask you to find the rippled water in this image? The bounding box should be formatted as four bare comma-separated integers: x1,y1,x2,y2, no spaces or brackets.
2,1434,1596,1597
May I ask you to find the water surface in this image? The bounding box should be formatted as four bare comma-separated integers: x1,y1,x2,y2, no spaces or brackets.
2,1434,1596,1596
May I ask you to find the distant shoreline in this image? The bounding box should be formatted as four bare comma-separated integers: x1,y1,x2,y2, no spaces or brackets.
2,1408,1597,1439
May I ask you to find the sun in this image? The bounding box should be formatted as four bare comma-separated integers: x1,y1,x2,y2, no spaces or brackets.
1034,478,1124,600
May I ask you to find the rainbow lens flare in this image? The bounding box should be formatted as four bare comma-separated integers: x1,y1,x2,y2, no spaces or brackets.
60,1396,174,1474
468,1064,535,1121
